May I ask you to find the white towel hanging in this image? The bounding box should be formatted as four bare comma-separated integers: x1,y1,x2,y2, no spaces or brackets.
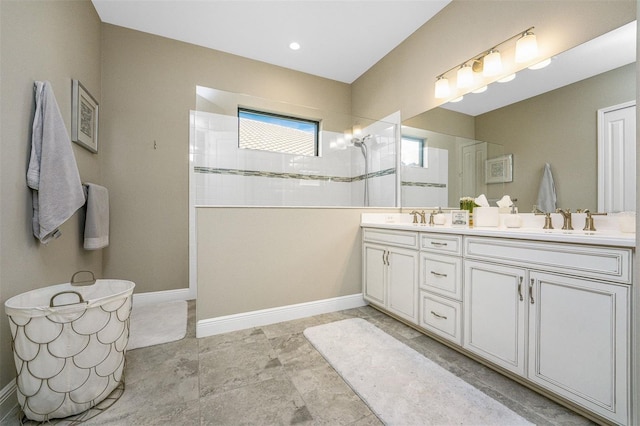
27,81,85,243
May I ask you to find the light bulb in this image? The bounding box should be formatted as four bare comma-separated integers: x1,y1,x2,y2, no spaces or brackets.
434,77,451,99
483,50,502,77
456,65,474,89
515,31,538,63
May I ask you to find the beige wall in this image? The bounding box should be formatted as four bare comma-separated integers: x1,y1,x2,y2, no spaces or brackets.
0,0,102,392
475,64,635,212
100,25,352,295
352,0,636,121
196,208,396,320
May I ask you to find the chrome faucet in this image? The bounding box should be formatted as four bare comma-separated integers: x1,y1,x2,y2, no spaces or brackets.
556,208,573,230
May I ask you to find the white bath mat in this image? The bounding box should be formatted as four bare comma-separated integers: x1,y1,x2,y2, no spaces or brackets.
304,318,533,426
127,300,187,350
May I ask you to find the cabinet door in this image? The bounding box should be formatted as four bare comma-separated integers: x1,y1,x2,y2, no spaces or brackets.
528,272,628,425
387,247,419,322
363,243,386,305
464,260,527,375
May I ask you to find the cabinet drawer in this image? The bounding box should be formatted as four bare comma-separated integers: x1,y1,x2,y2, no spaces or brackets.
420,291,462,345
420,233,462,255
464,237,632,284
363,228,419,249
420,253,463,300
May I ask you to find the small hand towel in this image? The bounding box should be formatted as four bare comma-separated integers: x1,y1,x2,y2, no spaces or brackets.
83,183,109,250
27,81,85,243
536,163,557,213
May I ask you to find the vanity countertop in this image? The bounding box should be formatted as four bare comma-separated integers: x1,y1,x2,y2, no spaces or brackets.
361,213,636,248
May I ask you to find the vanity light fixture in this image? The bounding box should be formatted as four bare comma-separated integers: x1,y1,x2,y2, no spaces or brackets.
482,49,502,77
435,76,451,98
515,30,538,63
456,64,474,89
434,26,539,99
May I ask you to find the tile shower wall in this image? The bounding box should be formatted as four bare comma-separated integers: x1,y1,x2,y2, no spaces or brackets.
401,147,449,207
190,111,397,207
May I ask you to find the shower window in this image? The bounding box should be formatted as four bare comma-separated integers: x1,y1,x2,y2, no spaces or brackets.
401,136,427,167
238,108,319,156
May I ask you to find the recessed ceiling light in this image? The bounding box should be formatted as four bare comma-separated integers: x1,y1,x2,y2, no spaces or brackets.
289,42,301,51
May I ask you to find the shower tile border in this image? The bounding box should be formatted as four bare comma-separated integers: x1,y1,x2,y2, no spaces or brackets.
194,166,396,183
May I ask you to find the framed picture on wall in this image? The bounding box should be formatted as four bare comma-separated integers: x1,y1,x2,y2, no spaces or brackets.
71,79,99,153
485,154,513,184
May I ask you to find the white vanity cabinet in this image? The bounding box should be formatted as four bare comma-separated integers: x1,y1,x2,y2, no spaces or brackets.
464,237,631,425
362,229,419,323
419,233,464,345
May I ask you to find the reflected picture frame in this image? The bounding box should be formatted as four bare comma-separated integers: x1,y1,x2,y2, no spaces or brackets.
71,79,98,153
485,154,513,184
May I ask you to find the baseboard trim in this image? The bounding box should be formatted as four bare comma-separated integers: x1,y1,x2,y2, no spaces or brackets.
0,381,18,424
196,293,367,338
133,287,193,306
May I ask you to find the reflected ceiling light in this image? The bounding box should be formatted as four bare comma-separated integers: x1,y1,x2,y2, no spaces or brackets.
289,42,301,50
434,76,451,99
528,58,552,70
498,74,516,83
515,30,538,63
472,86,488,94
482,50,502,76
450,96,464,103
433,26,539,100
457,64,474,89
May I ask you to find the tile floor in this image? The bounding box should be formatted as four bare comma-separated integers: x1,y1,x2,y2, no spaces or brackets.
13,300,594,425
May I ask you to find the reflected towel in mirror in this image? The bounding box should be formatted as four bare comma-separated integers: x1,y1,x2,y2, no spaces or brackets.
536,163,557,213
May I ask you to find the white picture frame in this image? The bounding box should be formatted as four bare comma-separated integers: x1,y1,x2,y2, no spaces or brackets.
451,210,469,227
71,79,98,153
485,154,513,184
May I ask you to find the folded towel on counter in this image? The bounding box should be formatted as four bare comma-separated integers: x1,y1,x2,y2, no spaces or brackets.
27,81,85,244
536,163,557,213
83,183,109,250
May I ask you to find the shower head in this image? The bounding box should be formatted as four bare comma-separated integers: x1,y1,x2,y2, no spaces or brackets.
351,134,372,146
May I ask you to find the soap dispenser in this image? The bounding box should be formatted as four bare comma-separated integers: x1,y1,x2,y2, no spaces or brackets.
504,200,522,228
434,207,446,225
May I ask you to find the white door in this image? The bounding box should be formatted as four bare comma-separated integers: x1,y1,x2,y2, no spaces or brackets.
461,142,487,199
597,101,636,212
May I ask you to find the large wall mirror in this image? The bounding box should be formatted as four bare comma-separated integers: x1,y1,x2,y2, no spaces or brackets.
401,21,636,213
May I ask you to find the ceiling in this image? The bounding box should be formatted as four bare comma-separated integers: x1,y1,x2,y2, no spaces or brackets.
91,0,451,84
91,1,635,115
